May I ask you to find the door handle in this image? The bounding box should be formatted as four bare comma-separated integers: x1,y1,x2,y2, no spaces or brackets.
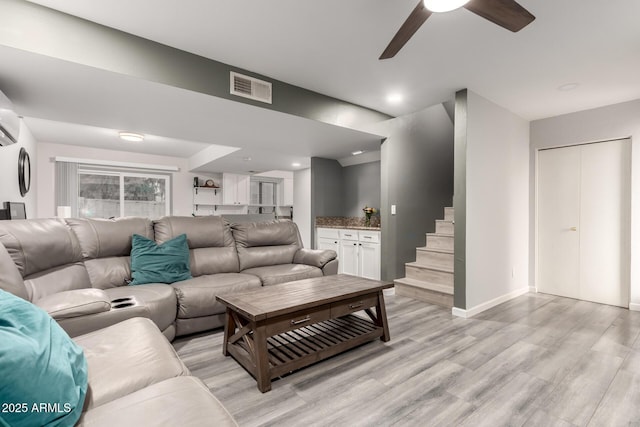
570,227,577,231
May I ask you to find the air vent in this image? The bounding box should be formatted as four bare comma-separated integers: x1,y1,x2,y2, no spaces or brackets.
230,72,272,104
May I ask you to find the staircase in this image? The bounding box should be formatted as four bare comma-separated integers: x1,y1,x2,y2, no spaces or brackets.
394,207,454,308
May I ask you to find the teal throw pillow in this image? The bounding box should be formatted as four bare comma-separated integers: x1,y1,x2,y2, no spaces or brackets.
0,289,88,427
129,233,192,285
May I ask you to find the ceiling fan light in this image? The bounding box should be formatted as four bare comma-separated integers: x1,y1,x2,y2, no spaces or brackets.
424,0,470,13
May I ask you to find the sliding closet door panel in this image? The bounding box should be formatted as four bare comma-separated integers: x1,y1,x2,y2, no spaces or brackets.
579,139,630,307
537,145,581,299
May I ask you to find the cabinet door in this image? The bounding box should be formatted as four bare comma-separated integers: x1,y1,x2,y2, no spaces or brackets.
317,237,339,254
222,174,236,205
359,242,381,280
340,240,359,276
222,173,250,205
235,174,250,205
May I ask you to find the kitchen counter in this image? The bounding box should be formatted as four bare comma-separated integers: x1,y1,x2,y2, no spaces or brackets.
315,215,381,230
316,225,381,231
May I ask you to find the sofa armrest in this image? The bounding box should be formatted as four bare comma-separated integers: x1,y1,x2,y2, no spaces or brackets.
35,289,111,320
293,248,337,269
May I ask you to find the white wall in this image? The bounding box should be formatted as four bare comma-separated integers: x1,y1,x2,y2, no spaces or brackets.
0,120,38,217
465,90,530,310
294,168,311,248
530,98,640,310
36,142,197,218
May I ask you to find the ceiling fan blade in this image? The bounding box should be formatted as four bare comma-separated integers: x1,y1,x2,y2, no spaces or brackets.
379,1,432,60
464,0,535,32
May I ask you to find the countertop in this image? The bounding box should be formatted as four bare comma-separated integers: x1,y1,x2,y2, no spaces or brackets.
316,225,381,231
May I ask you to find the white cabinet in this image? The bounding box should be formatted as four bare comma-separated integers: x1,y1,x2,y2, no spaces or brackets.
316,227,381,280
340,239,360,275
317,237,339,254
223,173,250,205
359,242,381,280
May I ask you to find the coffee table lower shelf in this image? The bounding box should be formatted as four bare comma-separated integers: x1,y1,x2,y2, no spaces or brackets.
227,314,383,387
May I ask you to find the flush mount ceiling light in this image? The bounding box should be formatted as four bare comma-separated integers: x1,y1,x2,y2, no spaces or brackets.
351,150,365,156
118,132,144,142
558,83,580,91
292,162,301,167
424,0,470,13
386,93,404,104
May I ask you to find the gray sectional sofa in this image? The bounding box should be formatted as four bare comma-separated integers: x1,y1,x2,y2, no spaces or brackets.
0,216,337,339
0,216,337,426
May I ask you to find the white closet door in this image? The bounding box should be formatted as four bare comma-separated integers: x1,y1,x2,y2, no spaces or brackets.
537,139,630,307
537,145,581,299
579,140,630,306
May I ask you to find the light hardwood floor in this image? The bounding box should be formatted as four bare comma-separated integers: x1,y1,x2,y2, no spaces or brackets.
173,292,640,426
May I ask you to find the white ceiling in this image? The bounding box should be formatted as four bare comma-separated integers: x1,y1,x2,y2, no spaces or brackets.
6,0,640,172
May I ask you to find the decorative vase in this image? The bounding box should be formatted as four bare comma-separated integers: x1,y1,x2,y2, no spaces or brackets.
364,213,372,227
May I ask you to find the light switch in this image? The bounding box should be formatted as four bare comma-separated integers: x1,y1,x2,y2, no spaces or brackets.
391,205,396,215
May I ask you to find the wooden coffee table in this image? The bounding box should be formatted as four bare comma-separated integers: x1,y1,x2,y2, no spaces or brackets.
216,274,393,392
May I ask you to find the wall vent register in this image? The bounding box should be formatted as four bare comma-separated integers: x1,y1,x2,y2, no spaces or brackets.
230,72,272,104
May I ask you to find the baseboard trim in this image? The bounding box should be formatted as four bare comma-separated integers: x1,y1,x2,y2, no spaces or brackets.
529,286,536,293
629,303,640,312
383,288,396,296
451,286,530,318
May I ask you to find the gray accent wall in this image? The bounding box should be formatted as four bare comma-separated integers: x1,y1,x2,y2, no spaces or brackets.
343,161,381,217
0,0,391,129
310,158,344,246
453,90,468,309
365,104,454,281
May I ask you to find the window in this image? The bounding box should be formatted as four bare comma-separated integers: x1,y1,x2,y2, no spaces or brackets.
250,179,278,206
78,169,170,219
249,178,279,214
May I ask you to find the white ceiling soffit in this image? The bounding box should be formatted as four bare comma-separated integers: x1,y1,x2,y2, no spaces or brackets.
0,45,384,171
25,0,640,121
338,151,382,167
24,117,212,158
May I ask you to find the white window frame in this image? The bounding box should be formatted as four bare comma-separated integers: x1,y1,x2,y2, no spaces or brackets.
77,167,171,218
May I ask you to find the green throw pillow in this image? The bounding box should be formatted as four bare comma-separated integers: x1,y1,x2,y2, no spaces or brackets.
0,289,88,427
129,233,192,285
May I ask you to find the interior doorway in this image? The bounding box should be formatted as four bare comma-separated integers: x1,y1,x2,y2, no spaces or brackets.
536,138,631,307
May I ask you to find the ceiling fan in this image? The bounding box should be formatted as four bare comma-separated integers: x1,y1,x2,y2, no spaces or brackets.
380,0,535,59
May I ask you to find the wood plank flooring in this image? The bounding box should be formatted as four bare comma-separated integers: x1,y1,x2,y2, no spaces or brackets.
173,292,640,426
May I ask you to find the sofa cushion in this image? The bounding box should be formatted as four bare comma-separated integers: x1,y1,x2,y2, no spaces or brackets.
0,218,82,277
76,377,238,427
130,234,192,285
0,241,28,300
0,218,91,300
242,264,323,286
104,284,177,333
232,220,302,271
35,288,111,320
66,217,154,289
0,289,88,427
154,216,240,276
73,317,189,410
172,273,261,318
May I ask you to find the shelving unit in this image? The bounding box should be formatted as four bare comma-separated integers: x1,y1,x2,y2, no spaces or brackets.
193,186,222,216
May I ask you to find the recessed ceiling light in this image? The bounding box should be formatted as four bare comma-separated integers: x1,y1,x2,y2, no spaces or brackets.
558,83,580,91
386,93,403,104
424,0,470,13
292,162,301,167
351,150,364,156
242,156,252,161
118,132,144,142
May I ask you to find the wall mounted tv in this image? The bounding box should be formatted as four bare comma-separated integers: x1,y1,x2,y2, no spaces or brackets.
0,89,20,146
